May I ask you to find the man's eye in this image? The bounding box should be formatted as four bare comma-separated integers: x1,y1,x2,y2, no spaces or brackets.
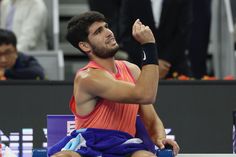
95,29,102,35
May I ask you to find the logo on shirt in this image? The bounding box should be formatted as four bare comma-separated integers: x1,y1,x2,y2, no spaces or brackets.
142,50,147,61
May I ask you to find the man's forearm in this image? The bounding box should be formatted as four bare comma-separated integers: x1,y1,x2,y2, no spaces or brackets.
147,117,166,142
131,19,159,103
135,43,159,103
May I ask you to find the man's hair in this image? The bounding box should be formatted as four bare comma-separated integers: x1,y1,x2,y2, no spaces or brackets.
66,11,107,53
0,29,17,47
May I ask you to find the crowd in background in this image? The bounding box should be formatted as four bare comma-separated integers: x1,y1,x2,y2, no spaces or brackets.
88,0,212,80
0,0,47,80
0,0,47,52
0,0,235,80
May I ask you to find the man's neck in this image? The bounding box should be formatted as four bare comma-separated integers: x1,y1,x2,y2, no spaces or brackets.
91,57,118,74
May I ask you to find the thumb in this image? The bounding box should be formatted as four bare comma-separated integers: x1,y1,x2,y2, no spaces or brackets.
156,140,165,149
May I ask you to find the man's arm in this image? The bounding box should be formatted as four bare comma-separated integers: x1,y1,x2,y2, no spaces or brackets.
77,19,159,104
139,105,180,156
126,63,180,155
139,104,166,146
0,68,6,80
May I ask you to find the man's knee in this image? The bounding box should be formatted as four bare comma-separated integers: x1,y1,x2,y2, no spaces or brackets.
50,150,82,157
131,150,156,157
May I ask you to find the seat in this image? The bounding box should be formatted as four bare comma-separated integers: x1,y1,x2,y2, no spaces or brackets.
24,50,65,80
47,115,75,148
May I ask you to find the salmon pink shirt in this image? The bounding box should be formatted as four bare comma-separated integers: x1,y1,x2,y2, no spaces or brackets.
70,60,139,137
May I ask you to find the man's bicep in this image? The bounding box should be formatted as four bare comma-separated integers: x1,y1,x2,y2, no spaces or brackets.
100,80,137,102
81,72,138,103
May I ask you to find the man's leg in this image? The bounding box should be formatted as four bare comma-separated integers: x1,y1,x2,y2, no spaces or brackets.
51,150,82,157
131,150,156,157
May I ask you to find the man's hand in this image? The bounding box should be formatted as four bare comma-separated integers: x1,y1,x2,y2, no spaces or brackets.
154,138,180,156
159,59,171,79
132,19,155,44
0,68,6,80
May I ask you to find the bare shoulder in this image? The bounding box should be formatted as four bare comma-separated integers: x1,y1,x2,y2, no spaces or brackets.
73,68,114,106
74,68,115,94
123,61,141,81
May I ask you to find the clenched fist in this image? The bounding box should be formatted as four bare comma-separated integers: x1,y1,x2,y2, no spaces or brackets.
132,19,155,44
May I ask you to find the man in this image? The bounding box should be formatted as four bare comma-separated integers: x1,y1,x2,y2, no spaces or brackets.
0,0,47,51
0,29,45,80
119,0,193,79
49,11,179,157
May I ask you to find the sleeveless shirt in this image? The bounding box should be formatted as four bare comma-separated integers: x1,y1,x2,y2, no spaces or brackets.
70,60,139,136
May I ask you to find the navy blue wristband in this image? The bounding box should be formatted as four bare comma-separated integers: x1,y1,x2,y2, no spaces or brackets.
141,43,159,66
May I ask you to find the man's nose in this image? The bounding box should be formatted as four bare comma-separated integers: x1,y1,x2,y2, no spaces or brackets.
105,28,113,37
0,56,7,62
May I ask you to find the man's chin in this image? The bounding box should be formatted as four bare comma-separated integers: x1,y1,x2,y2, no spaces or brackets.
97,51,117,59
107,46,119,58
93,45,119,59
97,52,117,59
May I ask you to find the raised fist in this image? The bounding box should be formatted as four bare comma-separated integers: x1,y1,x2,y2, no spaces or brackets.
132,19,155,44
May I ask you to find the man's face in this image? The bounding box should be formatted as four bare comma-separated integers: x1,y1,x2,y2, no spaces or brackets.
87,21,119,58
0,44,17,69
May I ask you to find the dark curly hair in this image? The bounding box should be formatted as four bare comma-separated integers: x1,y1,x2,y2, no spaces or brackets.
0,29,17,47
66,11,107,54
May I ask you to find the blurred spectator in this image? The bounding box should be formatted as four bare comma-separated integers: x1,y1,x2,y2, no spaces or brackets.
87,0,122,42
0,0,47,52
119,0,193,79
235,23,236,49
188,0,212,79
0,29,45,80
231,0,236,48
0,0,2,18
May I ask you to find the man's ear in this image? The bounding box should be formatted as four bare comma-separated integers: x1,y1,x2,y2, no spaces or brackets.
78,42,91,54
14,47,18,53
